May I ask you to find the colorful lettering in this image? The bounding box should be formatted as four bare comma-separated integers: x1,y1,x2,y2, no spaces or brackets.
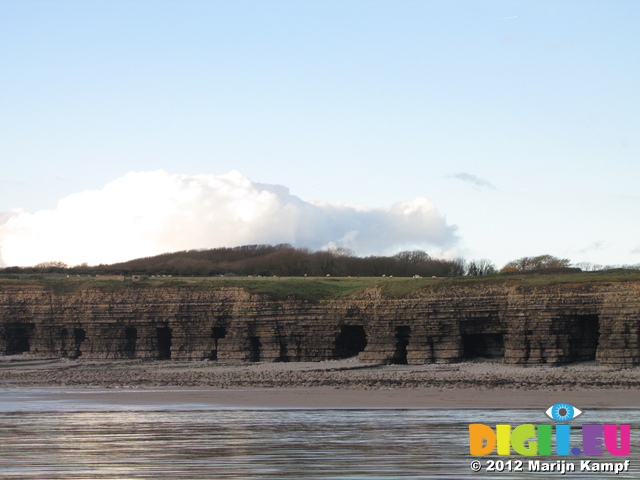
604,425,631,456
469,423,631,457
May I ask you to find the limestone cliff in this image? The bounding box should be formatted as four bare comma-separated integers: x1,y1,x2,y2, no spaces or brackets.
1,279,639,365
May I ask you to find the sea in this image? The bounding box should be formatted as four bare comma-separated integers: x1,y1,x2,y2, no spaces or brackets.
0,388,638,479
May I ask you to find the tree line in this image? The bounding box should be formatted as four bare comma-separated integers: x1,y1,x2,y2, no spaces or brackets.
1,246,636,278
2,244,470,277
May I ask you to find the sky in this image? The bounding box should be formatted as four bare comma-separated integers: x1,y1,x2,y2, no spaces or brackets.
1,0,639,268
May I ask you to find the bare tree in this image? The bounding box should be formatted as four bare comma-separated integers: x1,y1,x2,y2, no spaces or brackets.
466,258,497,276
35,261,68,269
574,262,603,272
501,254,571,272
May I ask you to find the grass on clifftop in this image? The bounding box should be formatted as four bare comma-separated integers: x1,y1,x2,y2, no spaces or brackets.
1,269,640,301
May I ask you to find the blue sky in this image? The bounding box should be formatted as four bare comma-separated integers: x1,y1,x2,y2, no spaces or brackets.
1,0,639,268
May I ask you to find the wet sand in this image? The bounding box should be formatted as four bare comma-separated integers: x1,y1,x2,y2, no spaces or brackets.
14,386,640,409
1,357,640,408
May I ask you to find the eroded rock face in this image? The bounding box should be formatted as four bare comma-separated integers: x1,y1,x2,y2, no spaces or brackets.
0,281,639,365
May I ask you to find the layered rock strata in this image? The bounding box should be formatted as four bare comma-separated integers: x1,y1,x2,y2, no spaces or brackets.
1,280,639,366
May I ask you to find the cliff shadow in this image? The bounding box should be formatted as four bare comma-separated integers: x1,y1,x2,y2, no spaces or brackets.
275,341,291,362
72,327,86,358
124,327,137,358
390,326,410,364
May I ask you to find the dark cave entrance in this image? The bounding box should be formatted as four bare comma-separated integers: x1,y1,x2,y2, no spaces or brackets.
248,336,262,362
4,324,34,355
334,325,368,359
390,326,411,364
124,327,137,358
209,326,227,360
73,328,86,358
276,342,291,362
567,315,600,362
462,333,505,360
156,327,172,360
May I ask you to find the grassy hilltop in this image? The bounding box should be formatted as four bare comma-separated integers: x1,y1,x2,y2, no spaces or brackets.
2,269,640,302
2,244,639,301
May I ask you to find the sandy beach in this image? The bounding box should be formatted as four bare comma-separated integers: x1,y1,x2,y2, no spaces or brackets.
2,356,640,408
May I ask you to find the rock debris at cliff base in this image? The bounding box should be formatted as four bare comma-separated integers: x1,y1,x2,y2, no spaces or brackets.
1,357,640,390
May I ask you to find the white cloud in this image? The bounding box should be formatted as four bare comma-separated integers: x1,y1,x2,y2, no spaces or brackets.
0,170,458,267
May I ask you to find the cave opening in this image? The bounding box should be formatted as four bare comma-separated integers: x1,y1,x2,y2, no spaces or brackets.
276,342,291,362
248,336,262,362
73,328,86,358
209,326,228,360
74,328,86,343
462,333,505,360
124,327,137,358
390,326,411,364
156,327,172,360
4,324,34,355
567,314,600,362
334,325,368,359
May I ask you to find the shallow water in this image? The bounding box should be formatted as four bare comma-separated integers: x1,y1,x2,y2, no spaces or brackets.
0,389,638,479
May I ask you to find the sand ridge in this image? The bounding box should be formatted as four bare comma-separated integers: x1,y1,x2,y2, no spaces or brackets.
1,357,640,389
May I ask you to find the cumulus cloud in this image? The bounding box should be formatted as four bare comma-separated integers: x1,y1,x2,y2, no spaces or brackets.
0,170,458,267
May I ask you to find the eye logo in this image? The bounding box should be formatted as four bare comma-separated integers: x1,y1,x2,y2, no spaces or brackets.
545,403,583,422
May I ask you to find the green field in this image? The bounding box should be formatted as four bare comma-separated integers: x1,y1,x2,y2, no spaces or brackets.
2,269,640,302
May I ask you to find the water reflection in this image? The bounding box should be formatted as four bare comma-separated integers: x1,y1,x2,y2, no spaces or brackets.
0,402,637,479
